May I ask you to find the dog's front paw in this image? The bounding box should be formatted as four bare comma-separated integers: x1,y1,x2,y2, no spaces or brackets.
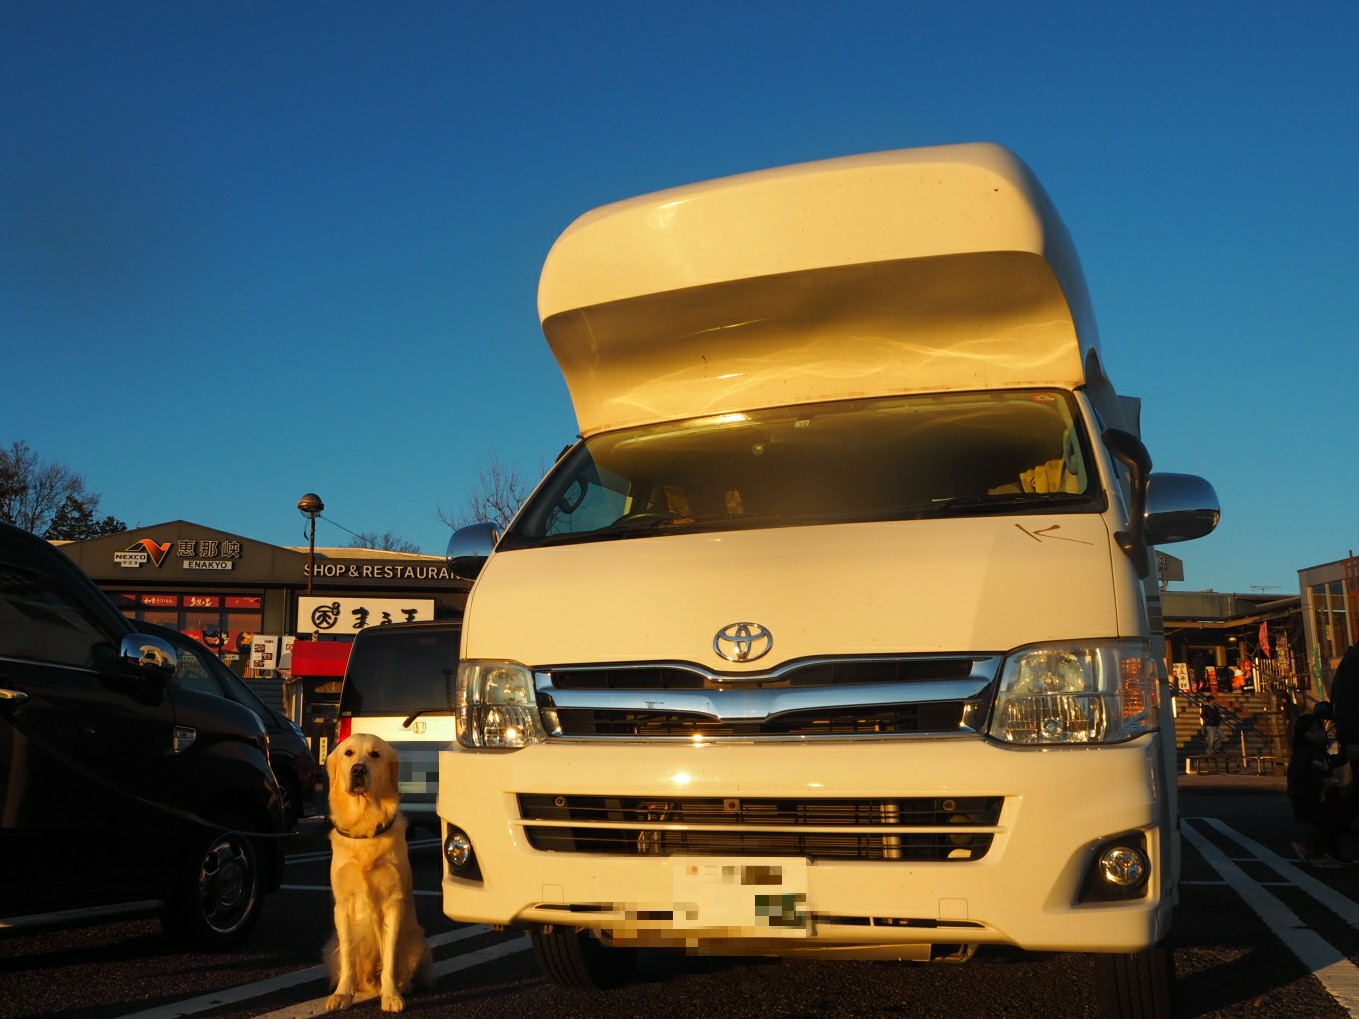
326,992,354,1011
380,990,406,1013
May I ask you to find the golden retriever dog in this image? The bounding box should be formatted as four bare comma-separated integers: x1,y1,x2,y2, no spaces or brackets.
324,733,434,1012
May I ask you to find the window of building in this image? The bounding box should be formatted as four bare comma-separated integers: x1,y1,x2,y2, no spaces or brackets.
1311,580,1350,664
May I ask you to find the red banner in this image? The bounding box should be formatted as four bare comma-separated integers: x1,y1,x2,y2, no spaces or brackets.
1259,620,1271,658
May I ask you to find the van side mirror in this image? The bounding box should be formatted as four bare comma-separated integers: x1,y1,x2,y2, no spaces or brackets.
447,522,500,581
1102,428,1153,577
1145,473,1219,545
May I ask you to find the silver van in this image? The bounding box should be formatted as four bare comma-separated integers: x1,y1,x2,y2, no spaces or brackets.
336,620,459,832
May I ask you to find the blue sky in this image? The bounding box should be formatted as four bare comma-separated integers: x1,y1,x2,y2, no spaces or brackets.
3,1,1356,595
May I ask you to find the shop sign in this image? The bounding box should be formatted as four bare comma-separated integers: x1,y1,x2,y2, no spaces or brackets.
115,539,172,568
140,593,179,607
113,535,245,571
250,635,280,671
304,561,456,581
298,596,434,634
1156,551,1184,584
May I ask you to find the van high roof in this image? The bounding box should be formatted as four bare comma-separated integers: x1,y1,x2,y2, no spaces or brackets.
538,143,1108,437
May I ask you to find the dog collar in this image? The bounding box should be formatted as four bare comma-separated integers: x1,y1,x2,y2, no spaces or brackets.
329,815,397,839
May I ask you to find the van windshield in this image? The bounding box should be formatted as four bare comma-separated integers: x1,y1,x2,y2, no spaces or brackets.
338,625,460,717
501,389,1100,550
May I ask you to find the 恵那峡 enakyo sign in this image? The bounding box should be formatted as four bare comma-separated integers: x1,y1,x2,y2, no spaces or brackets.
115,536,243,571
298,596,434,634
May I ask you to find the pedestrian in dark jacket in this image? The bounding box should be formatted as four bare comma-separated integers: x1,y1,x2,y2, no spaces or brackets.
1288,712,1351,866
1278,689,1300,747
1199,694,1224,754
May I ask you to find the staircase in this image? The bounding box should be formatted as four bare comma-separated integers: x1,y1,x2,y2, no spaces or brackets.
1171,689,1288,771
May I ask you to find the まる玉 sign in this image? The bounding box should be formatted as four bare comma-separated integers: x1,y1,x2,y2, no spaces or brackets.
297,596,435,634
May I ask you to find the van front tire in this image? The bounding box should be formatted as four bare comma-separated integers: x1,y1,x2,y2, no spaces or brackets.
1093,943,1175,1019
530,928,637,990
161,813,265,950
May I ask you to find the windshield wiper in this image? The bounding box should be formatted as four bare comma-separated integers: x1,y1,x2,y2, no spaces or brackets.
402,707,453,728
927,492,1090,514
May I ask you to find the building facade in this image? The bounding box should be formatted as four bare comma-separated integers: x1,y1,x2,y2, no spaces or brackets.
1299,552,1359,690
58,519,468,680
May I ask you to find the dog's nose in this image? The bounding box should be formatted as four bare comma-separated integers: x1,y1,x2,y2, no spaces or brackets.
348,761,369,791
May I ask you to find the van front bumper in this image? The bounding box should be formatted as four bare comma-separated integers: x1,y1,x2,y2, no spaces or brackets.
438,737,1172,954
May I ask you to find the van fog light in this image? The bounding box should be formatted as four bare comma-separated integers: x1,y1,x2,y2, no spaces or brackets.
1078,834,1150,902
444,826,482,880
1098,846,1148,888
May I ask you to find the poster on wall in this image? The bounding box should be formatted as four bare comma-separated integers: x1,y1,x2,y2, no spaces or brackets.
250,635,280,672
280,634,295,670
1171,662,1189,690
297,596,435,635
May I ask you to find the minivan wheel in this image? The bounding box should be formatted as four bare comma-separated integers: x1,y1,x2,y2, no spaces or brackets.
530,927,637,990
161,813,265,950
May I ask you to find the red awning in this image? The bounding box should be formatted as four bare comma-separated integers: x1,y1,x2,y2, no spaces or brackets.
289,640,351,677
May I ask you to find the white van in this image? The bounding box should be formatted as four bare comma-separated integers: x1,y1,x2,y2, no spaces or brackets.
438,144,1219,1018
336,620,460,832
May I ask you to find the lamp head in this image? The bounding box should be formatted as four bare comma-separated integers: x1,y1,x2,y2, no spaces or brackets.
298,493,325,519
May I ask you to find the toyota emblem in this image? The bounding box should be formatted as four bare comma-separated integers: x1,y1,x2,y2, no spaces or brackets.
714,622,773,663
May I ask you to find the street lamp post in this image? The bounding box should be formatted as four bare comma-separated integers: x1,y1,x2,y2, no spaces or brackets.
298,493,324,595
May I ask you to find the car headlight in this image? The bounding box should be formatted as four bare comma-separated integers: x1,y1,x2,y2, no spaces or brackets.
456,660,547,749
988,640,1160,745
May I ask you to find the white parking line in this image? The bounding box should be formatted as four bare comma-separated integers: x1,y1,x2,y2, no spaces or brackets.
1183,818,1359,1016
1191,816,1359,929
254,938,532,1018
113,925,515,1019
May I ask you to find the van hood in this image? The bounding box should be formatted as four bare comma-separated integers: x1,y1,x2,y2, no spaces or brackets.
464,515,1130,670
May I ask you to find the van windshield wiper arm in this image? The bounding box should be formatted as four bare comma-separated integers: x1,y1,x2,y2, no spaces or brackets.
402,706,453,728
925,492,1090,514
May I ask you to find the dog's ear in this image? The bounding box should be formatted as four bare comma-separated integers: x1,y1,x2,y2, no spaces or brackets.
327,741,343,790
388,759,399,796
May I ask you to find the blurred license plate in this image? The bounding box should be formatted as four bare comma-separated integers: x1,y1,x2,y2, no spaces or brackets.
672,858,809,935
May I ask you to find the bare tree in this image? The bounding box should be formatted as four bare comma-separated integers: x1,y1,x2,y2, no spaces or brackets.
0,440,125,538
347,531,421,554
437,453,535,532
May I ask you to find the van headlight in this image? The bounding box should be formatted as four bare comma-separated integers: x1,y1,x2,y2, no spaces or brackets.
456,661,547,749
988,640,1160,745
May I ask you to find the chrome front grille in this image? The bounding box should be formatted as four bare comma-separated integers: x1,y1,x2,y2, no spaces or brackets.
547,657,980,690
518,794,1003,861
536,654,1000,741
553,702,967,737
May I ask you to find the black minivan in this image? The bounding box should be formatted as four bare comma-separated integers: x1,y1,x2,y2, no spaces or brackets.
136,621,319,829
0,521,286,948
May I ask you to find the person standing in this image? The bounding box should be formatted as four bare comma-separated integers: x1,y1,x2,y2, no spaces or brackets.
1200,693,1224,755
1288,712,1351,866
1278,688,1300,750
